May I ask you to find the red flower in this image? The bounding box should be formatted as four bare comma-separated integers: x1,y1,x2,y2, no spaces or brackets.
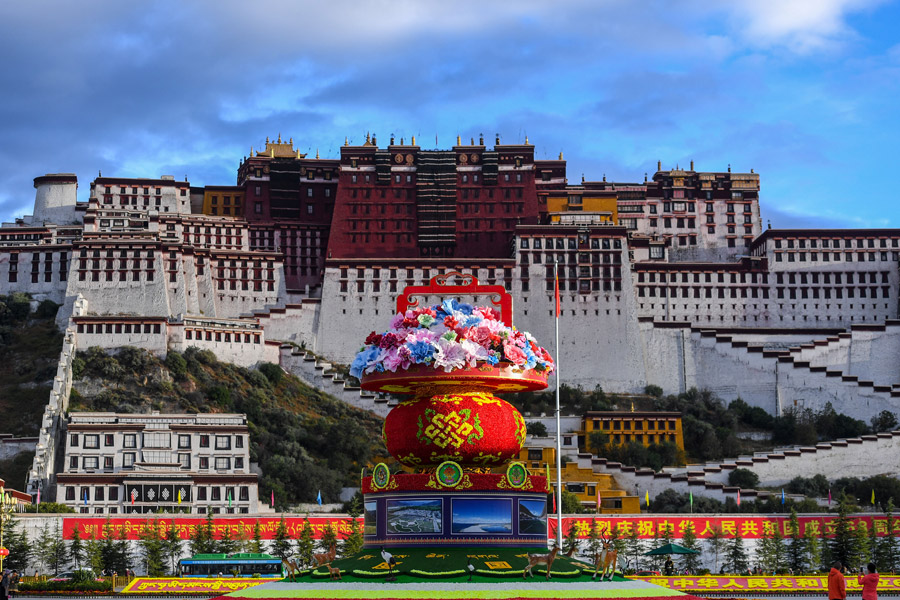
365,331,382,346
443,315,459,329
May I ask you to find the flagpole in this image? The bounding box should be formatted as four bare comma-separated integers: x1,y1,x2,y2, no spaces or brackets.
554,258,563,551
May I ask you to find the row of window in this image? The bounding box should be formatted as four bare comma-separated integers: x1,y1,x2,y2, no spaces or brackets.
592,420,678,431
68,453,244,471
185,330,261,344
520,238,624,250
77,322,163,335
70,432,242,450
638,271,769,284
774,251,900,263
64,485,250,502
774,237,900,249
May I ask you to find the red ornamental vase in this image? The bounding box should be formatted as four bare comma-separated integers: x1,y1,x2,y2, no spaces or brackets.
382,391,527,468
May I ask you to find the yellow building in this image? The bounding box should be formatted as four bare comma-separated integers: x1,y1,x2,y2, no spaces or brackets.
581,411,684,454
201,186,244,217
515,446,641,514
545,190,618,225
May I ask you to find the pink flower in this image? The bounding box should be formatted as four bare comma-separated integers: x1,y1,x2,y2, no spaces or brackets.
433,338,467,372
383,347,411,372
503,341,528,366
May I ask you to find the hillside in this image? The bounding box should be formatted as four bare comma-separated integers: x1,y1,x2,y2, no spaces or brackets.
0,294,64,437
70,346,386,509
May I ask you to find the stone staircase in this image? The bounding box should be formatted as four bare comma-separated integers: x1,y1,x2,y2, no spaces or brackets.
278,345,396,418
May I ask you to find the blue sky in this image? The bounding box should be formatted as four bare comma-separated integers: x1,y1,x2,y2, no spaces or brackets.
1,0,899,229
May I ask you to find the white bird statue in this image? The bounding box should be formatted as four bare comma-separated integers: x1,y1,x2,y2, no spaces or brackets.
380,546,397,580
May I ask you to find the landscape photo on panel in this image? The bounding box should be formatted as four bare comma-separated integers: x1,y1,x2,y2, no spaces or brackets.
364,500,377,536
386,498,443,534
451,498,513,534
518,498,547,535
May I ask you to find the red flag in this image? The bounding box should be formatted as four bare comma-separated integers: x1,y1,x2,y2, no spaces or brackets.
596,490,602,514
552,491,557,514
554,271,561,317
271,490,275,508
737,489,741,507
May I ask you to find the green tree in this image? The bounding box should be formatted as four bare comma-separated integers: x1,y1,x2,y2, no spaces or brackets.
560,489,582,514
319,521,338,554
164,523,183,576
37,520,68,575
4,521,32,572
138,519,167,576
562,520,580,557
728,468,760,489
855,519,871,568
218,524,239,555
829,493,858,569
342,517,364,558
586,519,603,562
270,516,293,561
249,521,264,555
725,534,749,574
786,508,807,574
705,525,725,574
189,512,217,556
69,527,85,569
84,530,103,575
877,499,899,573
680,522,702,573
296,518,315,567
759,521,786,574
526,422,548,437
804,525,823,573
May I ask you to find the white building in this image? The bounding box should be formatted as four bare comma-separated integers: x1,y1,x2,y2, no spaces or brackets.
56,412,259,515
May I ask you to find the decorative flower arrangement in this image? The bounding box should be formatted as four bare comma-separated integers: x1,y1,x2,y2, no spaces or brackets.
350,299,555,379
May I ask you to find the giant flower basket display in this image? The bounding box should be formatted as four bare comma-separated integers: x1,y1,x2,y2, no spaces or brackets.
352,274,554,468
353,272,554,548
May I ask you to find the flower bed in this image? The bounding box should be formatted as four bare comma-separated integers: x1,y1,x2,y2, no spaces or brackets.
18,580,114,595
350,300,554,379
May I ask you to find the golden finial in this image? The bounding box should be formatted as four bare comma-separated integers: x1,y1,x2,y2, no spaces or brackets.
296,150,301,159
270,148,274,158
400,137,404,145
411,135,416,145
344,137,349,146
250,146,253,156
289,137,293,145
470,137,475,145
558,151,563,160
277,133,282,143
457,134,461,145
365,132,371,144
316,148,320,159
266,136,269,144
631,401,635,413
525,135,529,144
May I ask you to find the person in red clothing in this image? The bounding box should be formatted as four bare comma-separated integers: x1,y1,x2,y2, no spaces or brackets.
829,561,846,600
858,563,879,600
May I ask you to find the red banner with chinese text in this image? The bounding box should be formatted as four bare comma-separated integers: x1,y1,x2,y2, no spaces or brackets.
633,575,900,593
549,514,896,540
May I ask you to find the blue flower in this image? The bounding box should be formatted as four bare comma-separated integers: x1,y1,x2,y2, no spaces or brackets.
350,346,379,379
407,341,435,364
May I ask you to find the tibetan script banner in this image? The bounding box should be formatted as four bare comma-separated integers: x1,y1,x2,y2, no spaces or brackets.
122,578,269,594
632,575,900,593
63,516,361,540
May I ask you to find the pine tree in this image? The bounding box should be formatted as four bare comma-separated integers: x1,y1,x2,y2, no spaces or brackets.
219,524,238,555
4,522,32,572
44,521,69,574
250,520,264,555
855,519,871,569
85,530,104,574
787,508,807,574
830,493,858,569
586,519,602,562
878,500,899,573
680,522,702,574
112,519,133,575
759,520,785,574
202,512,218,555
804,525,823,573
34,523,53,574
271,516,293,561
188,520,208,557
319,521,338,554
70,527,85,569
725,535,749,574
342,517,364,558
296,518,315,568
562,520,580,557
163,523,183,576
138,519,167,576
868,518,879,571
705,525,725,574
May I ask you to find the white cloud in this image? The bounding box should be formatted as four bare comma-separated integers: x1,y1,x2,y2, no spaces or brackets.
716,0,888,53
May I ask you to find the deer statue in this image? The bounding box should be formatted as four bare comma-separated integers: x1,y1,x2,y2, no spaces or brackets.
592,536,618,581
313,541,337,568
523,546,560,579
282,557,302,581
327,565,342,580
